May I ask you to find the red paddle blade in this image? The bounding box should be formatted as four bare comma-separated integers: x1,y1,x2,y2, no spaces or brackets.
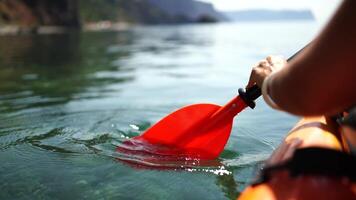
140,103,232,159
117,96,247,160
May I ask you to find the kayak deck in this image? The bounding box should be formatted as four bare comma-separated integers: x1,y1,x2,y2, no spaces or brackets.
238,116,356,200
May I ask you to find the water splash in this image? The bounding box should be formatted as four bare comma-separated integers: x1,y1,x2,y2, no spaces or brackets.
112,136,232,175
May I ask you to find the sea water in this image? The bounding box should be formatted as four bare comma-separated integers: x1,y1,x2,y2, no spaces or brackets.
0,21,318,199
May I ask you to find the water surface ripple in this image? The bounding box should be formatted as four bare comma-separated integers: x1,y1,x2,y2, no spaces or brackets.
0,22,317,199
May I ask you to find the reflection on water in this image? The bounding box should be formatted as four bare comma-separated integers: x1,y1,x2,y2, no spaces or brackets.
0,32,134,114
0,22,317,199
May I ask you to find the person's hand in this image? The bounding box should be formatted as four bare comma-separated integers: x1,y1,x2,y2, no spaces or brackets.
247,56,287,88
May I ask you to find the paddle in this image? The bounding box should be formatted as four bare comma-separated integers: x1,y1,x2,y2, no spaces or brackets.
117,46,306,160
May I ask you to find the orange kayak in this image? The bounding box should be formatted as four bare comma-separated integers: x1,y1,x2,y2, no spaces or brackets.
238,116,356,200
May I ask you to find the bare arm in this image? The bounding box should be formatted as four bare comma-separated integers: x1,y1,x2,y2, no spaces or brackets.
265,0,356,116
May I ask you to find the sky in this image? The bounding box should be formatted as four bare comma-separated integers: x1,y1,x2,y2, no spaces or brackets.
203,0,342,22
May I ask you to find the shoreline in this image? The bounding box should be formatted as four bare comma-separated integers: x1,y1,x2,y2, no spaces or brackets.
0,19,221,36
0,21,133,36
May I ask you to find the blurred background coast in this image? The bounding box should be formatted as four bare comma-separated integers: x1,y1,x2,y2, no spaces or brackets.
0,0,324,34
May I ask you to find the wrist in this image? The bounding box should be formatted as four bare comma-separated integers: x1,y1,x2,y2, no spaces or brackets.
262,74,280,110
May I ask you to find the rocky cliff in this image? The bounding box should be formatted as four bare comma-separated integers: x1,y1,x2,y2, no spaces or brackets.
146,0,225,21
0,0,223,29
80,0,223,24
80,0,191,24
0,0,79,27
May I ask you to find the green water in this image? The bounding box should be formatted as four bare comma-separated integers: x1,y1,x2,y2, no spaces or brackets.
0,22,317,199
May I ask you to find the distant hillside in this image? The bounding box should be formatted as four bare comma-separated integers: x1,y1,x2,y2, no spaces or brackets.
81,0,224,24
224,9,315,21
0,0,224,29
0,0,224,34
0,0,80,27
79,0,178,24
146,0,225,21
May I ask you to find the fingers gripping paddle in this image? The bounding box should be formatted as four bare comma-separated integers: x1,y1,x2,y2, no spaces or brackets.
117,46,306,160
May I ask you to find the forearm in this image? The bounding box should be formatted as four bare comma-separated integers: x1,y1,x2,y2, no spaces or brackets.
269,0,356,116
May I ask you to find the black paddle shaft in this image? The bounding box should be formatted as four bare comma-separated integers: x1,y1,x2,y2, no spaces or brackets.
238,45,308,109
